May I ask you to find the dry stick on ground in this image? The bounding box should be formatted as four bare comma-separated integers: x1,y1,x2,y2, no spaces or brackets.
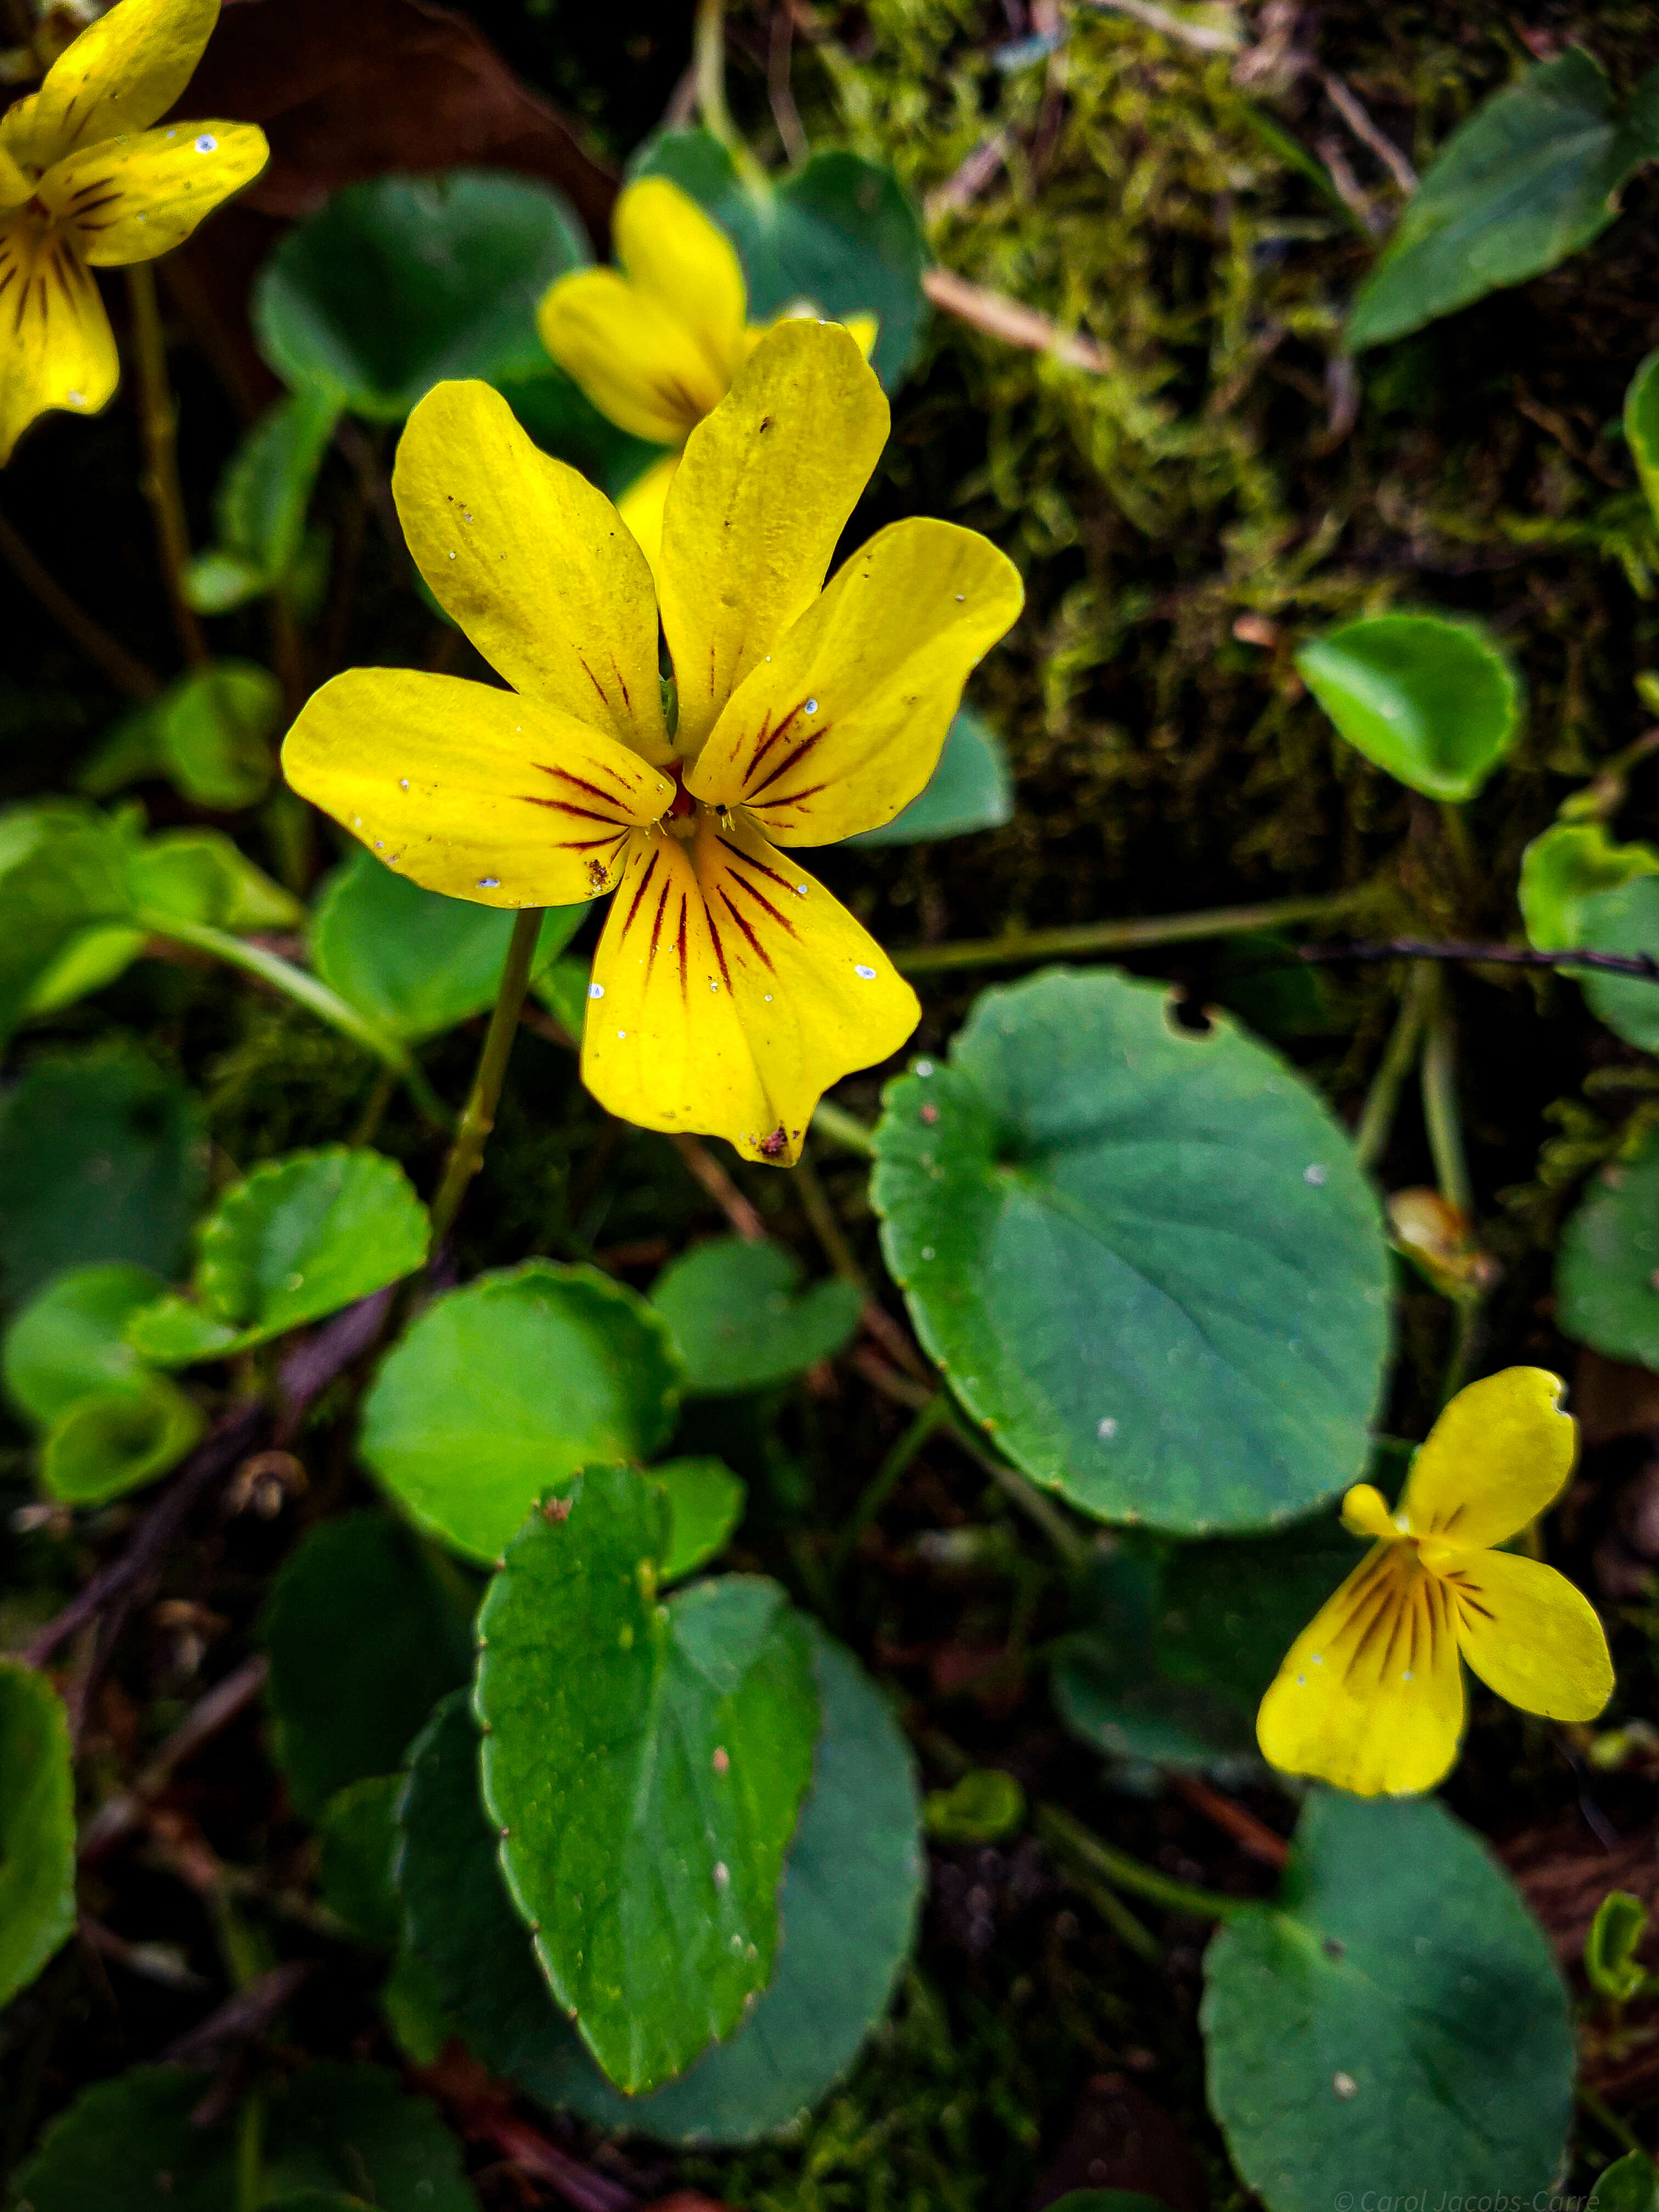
1321,68,1417,193
669,1132,769,1241
79,1654,270,1865
922,267,1115,374
1300,938,1659,983
1169,1773,1290,1870
1077,0,1243,55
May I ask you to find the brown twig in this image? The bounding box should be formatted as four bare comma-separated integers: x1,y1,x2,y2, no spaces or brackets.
0,504,161,701
1078,0,1242,54
1299,938,1659,983
670,1132,769,1241
160,1960,312,2067
1321,69,1416,193
125,262,211,669
1169,1774,1290,1870
922,267,1114,373
79,1654,270,1866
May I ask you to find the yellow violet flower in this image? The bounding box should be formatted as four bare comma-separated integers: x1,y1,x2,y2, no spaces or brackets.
1257,1367,1613,1798
538,176,874,564
282,319,1023,1165
0,0,268,462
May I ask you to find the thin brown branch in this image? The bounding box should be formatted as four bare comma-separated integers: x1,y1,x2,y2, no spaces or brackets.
160,1960,312,2067
80,1655,270,1865
670,1132,769,1241
922,267,1114,373
1169,1773,1290,1869
1300,938,1659,983
1078,0,1243,54
1321,69,1417,194
0,504,161,701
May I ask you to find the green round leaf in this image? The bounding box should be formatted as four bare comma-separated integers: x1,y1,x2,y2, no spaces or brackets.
1571,876,1659,1054
1519,820,1659,952
1346,50,1655,352
1627,349,1659,526
1295,612,1522,802
255,171,588,420
362,1261,682,1562
0,1046,206,1304
311,848,585,1042
871,969,1391,1533
1203,1791,1574,2211
130,1147,429,1365
263,1511,476,1819
10,2062,478,2211
651,1237,862,1397
1597,2152,1659,2212
155,662,282,810
4,1260,162,1424
631,129,929,392
185,385,343,612
1557,1138,1659,1367
403,1622,919,2143
42,1375,206,1504
655,1456,747,1582
0,1658,75,2011
0,804,132,1043
129,828,302,934
846,709,1013,848
474,1464,820,2093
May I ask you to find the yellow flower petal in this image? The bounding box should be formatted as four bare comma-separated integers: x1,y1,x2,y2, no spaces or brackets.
0,218,118,464
1441,1548,1613,1723
281,667,672,909
616,449,679,575
1398,1366,1575,1548
2,0,219,174
1340,1482,1395,1539
616,178,748,371
40,121,268,265
538,268,729,447
1256,1542,1465,1797
582,809,919,1164
686,517,1023,845
391,380,671,765
659,319,889,757
0,143,29,210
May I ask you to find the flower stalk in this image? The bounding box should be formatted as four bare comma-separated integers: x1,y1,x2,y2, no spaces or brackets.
427,907,545,1248
126,262,210,669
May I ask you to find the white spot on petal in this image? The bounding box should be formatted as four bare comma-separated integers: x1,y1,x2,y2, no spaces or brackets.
588,983,605,1000
195,132,217,153
854,963,877,980
399,778,409,791
477,877,500,888
66,388,86,406
804,698,819,714
617,1029,627,1040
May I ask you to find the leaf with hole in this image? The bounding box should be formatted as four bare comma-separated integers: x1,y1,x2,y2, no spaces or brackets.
0,1659,75,2011
9,2062,478,2210
0,1046,206,1304
311,848,585,1042
403,1616,917,2140
361,1260,682,1561
1296,612,1522,801
1203,1790,1574,2211
846,709,1013,847
1346,50,1659,351
255,171,588,419
871,969,1391,1533
128,1147,428,1366
651,1235,862,1396
473,1463,819,2092
630,128,929,392
263,1510,476,1820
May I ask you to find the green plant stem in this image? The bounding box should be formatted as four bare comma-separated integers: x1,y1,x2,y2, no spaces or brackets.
947,1410,1091,1570
427,908,544,1248
1035,1803,1255,1923
890,890,1360,975
834,1395,950,1572
1064,1869,1164,1963
235,2091,264,2212
0,504,161,702
125,262,211,670
1419,963,1474,1220
793,1145,867,1288
810,1099,878,1157
693,0,770,193
1353,960,1432,1172
1576,2083,1645,2159
138,911,448,1125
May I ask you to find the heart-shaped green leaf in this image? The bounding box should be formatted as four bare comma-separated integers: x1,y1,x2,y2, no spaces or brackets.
630,129,929,392
4,1261,163,1424
255,171,588,420
1346,50,1659,351
872,969,1391,1532
1203,1790,1573,2210
263,1513,475,1821
42,1375,206,1505
311,848,585,1042
651,1236,862,1396
474,1463,819,2092
1296,612,1522,801
846,709,1013,848
0,1046,206,1304
0,1659,75,2011
361,1261,681,1561
129,1147,428,1366
1557,1137,1659,1369
10,2063,478,2211
1519,820,1659,951
409,1613,906,2137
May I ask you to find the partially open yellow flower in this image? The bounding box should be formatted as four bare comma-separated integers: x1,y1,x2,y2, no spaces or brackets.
1257,1368,1613,1797
0,0,268,462
283,319,1023,1165
538,176,875,565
